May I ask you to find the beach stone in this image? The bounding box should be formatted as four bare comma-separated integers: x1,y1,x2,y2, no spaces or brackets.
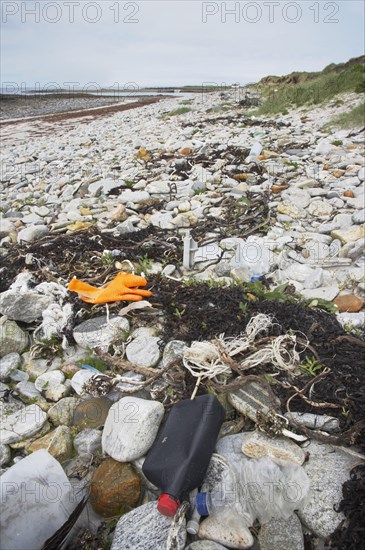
72,396,112,428
102,396,164,462
27,425,73,463
284,412,340,433
126,336,161,368
119,190,150,203
149,211,174,229
0,218,15,237
48,397,79,426
24,357,54,378
281,188,310,209
161,340,187,368
333,294,364,312
110,203,127,221
301,286,339,301
186,543,228,550
111,501,186,550
358,167,365,181
307,200,333,217
0,443,11,466
303,268,323,289
0,318,28,357
70,370,95,396
73,315,129,349
0,352,20,381
352,208,365,224
0,290,53,322
276,201,305,218
16,381,41,400
337,311,365,329
241,431,305,465
73,428,102,455
90,458,141,517
298,441,359,538
331,225,365,244
199,509,253,550
228,379,281,422
0,404,47,444
258,514,304,550
35,370,65,391
17,224,48,243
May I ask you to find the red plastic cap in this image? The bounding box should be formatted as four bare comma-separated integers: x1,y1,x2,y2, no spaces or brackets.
157,494,180,517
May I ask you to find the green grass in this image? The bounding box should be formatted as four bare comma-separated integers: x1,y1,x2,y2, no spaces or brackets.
323,102,365,130
252,63,365,115
163,107,192,117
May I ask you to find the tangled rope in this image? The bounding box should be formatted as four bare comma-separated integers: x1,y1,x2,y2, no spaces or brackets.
183,314,308,389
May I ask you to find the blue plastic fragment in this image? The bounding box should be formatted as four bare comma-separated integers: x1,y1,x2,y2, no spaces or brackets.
80,364,100,373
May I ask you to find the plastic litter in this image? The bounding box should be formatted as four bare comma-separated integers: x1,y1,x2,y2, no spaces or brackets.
142,395,225,517
67,272,152,304
183,230,199,270
196,456,310,526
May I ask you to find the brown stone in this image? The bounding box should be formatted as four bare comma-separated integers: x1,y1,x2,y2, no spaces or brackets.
110,204,127,222
90,458,141,517
323,163,331,171
332,169,345,178
179,147,193,156
333,294,364,313
271,184,289,193
343,190,354,198
61,364,80,377
27,426,73,462
72,396,113,429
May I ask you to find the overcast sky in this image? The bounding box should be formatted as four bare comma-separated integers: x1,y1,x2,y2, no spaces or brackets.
1,0,364,90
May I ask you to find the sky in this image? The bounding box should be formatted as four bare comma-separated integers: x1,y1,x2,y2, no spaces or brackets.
1,0,364,90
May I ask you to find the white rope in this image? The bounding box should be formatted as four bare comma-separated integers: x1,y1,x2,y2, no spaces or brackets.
183,341,232,381
220,313,274,357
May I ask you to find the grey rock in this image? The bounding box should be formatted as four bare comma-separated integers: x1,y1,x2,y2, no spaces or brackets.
285,412,339,433
0,352,20,381
258,514,304,550
126,336,161,368
0,317,28,358
0,290,53,322
0,218,15,237
70,370,95,396
17,224,49,243
186,542,228,550
0,443,11,466
48,397,79,426
352,208,365,224
336,311,365,329
115,219,136,234
298,441,359,538
73,428,102,455
119,190,150,203
161,340,187,368
111,501,186,550
16,381,41,400
73,315,129,349
186,543,228,550
282,188,310,209
228,379,281,422
149,211,174,229
102,396,164,462
303,268,323,290
35,370,65,392
9,369,29,382
0,404,47,444
301,286,339,301
358,167,365,181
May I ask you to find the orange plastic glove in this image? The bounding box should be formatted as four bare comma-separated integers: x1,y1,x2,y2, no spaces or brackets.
68,272,153,304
